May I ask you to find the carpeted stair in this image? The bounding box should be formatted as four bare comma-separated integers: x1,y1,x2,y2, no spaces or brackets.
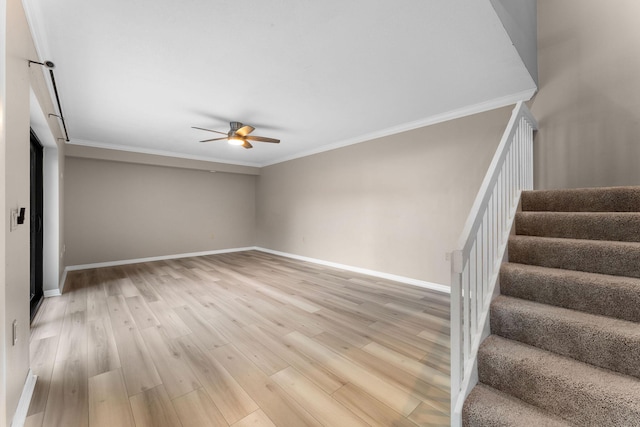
462,186,640,427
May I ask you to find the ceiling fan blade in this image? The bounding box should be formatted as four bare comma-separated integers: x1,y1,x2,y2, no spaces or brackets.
245,135,280,143
242,141,253,149
199,137,228,143
236,125,255,137
192,126,228,135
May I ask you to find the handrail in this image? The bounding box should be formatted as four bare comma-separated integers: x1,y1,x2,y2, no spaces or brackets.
450,101,538,426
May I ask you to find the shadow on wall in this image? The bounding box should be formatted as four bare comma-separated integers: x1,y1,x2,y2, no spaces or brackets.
531,0,640,190
534,86,640,189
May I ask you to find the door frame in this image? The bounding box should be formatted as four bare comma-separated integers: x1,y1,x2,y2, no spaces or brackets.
30,129,44,320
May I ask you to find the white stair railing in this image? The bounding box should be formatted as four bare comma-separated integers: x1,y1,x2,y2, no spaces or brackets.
450,101,538,426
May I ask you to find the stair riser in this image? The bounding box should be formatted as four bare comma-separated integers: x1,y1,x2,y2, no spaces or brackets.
465,187,640,426
490,303,640,379
508,237,640,278
500,264,640,323
521,187,640,212
462,385,571,427
478,343,640,426
515,212,640,242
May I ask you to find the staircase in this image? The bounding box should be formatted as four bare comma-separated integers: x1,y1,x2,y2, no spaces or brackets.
462,186,640,427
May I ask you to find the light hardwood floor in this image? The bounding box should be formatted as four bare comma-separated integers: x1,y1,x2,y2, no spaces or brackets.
27,251,450,427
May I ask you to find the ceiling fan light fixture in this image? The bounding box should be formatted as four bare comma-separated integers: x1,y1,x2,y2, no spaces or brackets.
194,122,279,150
227,136,245,146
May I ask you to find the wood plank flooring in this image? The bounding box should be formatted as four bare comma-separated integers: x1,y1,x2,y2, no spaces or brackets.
27,251,450,427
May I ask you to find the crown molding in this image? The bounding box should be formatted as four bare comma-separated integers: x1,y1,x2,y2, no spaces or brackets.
261,88,536,167
67,138,263,168
66,89,534,170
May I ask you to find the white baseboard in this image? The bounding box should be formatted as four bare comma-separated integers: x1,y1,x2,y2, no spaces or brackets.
59,268,67,294
61,246,450,294
44,269,66,297
65,247,256,272
11,370,37,427
43,288,61,297
254,247,450,294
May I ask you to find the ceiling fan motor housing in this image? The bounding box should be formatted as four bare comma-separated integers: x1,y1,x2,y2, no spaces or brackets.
229,121,243,137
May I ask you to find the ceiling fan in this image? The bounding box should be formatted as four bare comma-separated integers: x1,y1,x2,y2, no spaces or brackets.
192,121,280,149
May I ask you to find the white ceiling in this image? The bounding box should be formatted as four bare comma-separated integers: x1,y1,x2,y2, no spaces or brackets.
24,0,536,167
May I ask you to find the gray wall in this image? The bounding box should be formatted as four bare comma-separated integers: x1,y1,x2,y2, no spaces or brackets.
1,0,7,419
1,0,66,423
64,157,256,265
257,107,512,285
491,0,538,85
531,0,640,189
4,5,31,419
64,105,512,286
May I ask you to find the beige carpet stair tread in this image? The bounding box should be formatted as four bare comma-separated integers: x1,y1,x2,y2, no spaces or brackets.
508,235,640,278
490,295,640,378
521,186,640,212
515,211,640,242
478,335,640,427
462,384,573,427
500,263,640,322
464,186,640,427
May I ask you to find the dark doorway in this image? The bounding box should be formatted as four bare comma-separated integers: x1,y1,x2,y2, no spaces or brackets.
30,130,44,321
